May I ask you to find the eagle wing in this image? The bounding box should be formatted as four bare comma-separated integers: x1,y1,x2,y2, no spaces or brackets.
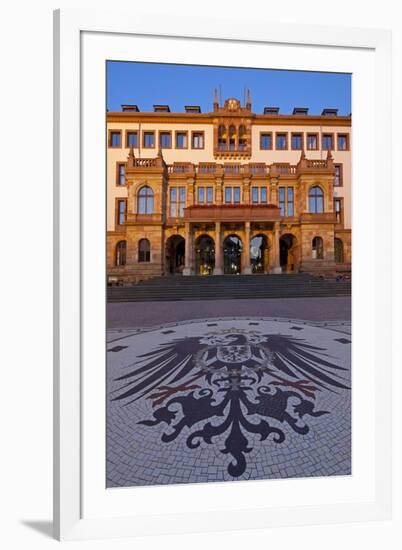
262,334,350,391
111,336,204,403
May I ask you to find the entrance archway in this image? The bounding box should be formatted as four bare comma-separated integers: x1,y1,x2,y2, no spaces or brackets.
195,235,215,275
223,235,243,274
280,234,298,273
165,235,185,274
250,234,268,274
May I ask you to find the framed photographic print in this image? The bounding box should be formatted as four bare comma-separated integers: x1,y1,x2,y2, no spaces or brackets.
54,8,392,541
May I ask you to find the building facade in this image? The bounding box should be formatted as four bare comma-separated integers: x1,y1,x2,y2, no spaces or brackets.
107,94,351,283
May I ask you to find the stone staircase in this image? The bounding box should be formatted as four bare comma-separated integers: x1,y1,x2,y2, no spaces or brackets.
107,273,351,303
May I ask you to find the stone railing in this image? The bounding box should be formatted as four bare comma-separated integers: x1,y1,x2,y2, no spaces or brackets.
271,163,297,176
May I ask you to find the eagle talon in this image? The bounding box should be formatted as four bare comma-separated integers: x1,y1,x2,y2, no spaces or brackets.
149,383,201,405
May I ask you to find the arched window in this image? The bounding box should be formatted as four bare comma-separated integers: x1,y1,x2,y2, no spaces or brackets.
309,186,324,213
312,237,324,259
218,125,227,151
238,125,247,151
335,238,344,263
137,186,154,214
115,240,127,266
138,238,151,262
228,125,236,151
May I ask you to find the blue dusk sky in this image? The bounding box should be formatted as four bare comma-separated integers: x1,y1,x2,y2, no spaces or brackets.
107,61,351,116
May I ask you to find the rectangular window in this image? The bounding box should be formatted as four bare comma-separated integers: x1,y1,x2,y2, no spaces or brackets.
109,131,121,147
143,131,155,148
337,134,349,151
279,187,294,216
276,133,287,150
225,187,232,204
179,187,186,217
198,187,205,204
192,132,204,149
175,132,187,149
233,187,241,204
307,133,318,150
334,198,342,223
260,133,272,150
206,187,213,204
334,164,343,187
159,131,171,148
252,187,259,203
260,187,267,203
170,187,177,217
117,199,126,225
287,187,294,216
279,187,286,216
291,133,303,150
126,131,138,148
116,163,125,186
322,134,334,150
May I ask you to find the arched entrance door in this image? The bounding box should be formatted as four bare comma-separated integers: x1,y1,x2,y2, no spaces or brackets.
223,235,243,274
280,234,297,273
165,235,185,274
250,234,268,274
195,235,215,275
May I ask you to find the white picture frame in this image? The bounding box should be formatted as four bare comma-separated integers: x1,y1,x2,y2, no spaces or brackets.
53,8,392,541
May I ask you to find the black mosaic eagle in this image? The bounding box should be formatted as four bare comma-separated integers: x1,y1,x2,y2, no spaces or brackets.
111,329,349,405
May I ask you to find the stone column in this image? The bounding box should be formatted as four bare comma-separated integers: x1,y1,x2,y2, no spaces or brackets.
213,221,223,275
270,222,282,274
183,222,193,276
242,221,252,274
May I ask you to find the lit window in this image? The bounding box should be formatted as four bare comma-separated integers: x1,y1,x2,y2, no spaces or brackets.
115,241,126,266
137,186,154,214
291,133,302,150
276,133,287,150
143,132,155,148
307,134,318,150
109,131,121,147
138,239,151,262
309,186,324,213
312,237,324,259
334,198,342,223
126,131,138,147
322,134,333,150
176,132,187,149
159,132,171,148
192,132,204,149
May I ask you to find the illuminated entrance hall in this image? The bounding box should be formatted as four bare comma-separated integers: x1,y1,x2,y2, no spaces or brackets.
223,235,243,275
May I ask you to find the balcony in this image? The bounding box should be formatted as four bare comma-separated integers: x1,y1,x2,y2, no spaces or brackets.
184,204,280,222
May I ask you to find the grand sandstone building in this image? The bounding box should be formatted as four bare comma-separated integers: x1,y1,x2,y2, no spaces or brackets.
107,92,351,283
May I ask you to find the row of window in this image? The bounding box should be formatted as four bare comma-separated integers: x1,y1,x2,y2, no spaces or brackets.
109,128,349,152
116,162,343,187
115,236,345,266
116,185,343,223
109,130,204,150
259,132,349,151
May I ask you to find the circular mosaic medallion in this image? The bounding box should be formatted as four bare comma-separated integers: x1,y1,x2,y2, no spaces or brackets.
107,318,351,487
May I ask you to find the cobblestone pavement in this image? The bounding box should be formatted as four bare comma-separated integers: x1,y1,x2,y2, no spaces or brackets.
107,317,351,487
107,296,351,328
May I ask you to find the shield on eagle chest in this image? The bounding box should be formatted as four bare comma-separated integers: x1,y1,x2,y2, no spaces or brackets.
216,344,251,364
